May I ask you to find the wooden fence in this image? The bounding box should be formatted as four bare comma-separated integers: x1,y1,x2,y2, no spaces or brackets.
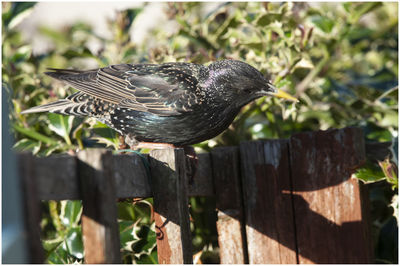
17,127,373,264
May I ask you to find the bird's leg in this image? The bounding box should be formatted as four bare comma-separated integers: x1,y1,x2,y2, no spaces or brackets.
124,133,176,150
124,133,198,183
118,135,129,150
124,133,140,150
129,142,198,180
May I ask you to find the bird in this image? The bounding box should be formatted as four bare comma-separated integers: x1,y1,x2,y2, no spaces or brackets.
21,59,297,149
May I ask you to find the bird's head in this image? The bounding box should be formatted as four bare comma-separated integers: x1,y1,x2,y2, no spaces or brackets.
207,59,297,107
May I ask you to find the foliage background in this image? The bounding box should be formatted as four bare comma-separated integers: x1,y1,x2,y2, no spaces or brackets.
2,2,398,263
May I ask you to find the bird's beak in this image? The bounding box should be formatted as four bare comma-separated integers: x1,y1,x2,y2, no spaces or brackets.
262,82,298,102
271,88,298,102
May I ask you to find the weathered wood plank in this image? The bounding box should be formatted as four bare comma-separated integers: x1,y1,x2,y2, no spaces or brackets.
34,152,212,200
188,153,214,197
289,127,371,263
34,155,79,200
211,146,247,264
112,153,152,198
17,153,45,263
239,140,297,264
77,150,121,264
149,148,192,264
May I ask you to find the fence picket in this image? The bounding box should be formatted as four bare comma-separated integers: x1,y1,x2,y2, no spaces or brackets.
240,140,297,264
289,128,371,263
18,153,45,263
149,148,193,264
77,149,121,264
14,127,374,264
211,146,247,264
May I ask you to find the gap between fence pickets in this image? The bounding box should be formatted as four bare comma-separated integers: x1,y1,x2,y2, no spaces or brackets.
285,140,300,264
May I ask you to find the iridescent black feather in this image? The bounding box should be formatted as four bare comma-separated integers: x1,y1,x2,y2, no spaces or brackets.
22,59,277,146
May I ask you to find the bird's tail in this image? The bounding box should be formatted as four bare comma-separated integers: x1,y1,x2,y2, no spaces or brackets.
20,67,97,115
20,99,78,115
44,68,97,80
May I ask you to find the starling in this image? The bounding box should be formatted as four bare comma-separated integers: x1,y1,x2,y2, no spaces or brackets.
21,59,297,148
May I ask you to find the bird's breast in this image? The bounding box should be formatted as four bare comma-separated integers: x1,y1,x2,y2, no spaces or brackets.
108,103,240,145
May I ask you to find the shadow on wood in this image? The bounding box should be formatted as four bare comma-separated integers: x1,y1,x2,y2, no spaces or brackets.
149,148,192,264
237,127,372,263
77,150,121,264
15,127,374,264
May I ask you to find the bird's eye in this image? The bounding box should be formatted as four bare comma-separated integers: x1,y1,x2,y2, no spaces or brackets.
243,88,252,94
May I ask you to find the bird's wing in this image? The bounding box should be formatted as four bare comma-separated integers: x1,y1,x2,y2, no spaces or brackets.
44,63,205,116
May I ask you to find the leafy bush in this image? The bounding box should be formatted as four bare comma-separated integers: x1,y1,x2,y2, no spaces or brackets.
3,2,398,263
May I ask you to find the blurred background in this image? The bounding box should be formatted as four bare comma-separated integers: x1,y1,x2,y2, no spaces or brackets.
2,2,398,263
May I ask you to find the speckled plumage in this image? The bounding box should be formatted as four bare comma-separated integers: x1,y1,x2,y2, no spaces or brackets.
22,59,279,146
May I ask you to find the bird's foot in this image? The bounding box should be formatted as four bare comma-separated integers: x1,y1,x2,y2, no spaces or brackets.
123,133,198,181
130,143,198,182
118,135,129,150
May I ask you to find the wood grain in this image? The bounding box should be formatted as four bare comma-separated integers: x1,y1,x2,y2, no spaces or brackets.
34,152,212,200
149,148,192,264
17,127,373,264
77,149,121,264
289,128,371,263
17,153,45,263
240,140,297,264
112,153,152,198
34,155,79,200
188,153,214,197
211,146,247,264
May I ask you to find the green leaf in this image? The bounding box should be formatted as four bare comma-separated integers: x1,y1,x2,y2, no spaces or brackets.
60,201,82,228
62,47,94,60
42,238,64,253
12,124,58,145
119,220,140,249
255,13,281,26
72,123,85,150
40,143,62,157
46,242,69,264
311,15,335,34
349,2,383,24
266,21,285,38
13,138,41,154
118,202,136,221
64,228,84,260
92,121,119,149
241,42,263,51
354,167,386,184
379,111,398,128
342,2,352,13
47,113,74,145
378,158,398,189
132,225,157,254
10,45,32,63
136,250,158,264
2,2,36,29
38,26,69,47
276,78,292,89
